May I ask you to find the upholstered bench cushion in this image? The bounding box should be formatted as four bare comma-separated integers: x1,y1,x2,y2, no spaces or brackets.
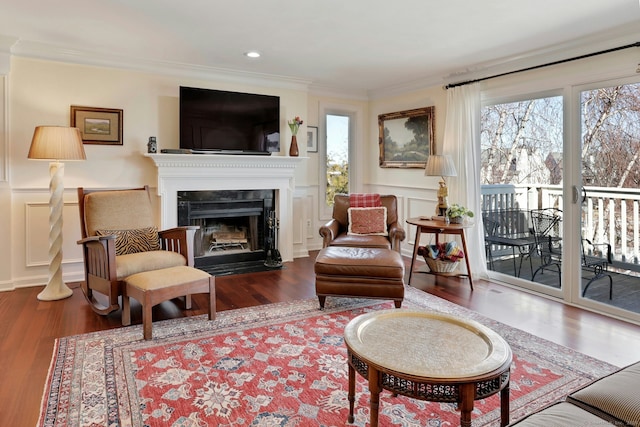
314,246,404,279
567,361,640,426
125,265,211,291
123,265,215,340
507,401,614,426
115,250,186,279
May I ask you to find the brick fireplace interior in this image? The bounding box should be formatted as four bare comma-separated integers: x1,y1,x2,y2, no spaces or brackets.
177,189,277,275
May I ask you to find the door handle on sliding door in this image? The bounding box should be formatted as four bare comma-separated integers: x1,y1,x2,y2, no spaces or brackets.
573,186,587,204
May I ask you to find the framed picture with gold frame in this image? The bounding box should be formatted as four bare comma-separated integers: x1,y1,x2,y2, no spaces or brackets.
70,106,123,145
378,106,434,168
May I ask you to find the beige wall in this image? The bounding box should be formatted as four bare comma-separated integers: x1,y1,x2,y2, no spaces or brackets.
4,57,312,291
368,86,447,190
4,47,637,291
10,58,309,189
0,55,452,291
365,87,449,242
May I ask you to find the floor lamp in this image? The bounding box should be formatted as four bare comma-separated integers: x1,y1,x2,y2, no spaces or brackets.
425,154,457,217
28,126,86,301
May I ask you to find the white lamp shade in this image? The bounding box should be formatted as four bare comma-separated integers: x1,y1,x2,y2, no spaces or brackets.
424,154,457,177
28,126,86,161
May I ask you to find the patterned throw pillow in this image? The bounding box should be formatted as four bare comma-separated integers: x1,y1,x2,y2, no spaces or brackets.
349,193,382,208
347,207,388,236
95,227,161,256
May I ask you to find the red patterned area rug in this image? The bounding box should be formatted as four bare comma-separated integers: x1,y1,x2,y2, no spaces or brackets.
38,287,616,427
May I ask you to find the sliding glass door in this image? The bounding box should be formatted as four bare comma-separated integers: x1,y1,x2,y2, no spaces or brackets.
479,67,640,322
578,81,640,315
481,95,564,297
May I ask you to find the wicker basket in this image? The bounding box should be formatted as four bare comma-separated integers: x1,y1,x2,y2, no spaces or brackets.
425,257,459,273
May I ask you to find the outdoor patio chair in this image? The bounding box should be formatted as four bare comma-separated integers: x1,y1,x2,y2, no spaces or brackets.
483,209,536,277
530,208,613,297
483,215,500,270
531,208,563,285
581,238,613,299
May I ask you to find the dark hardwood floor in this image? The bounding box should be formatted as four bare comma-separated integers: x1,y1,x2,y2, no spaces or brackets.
2,251,640,426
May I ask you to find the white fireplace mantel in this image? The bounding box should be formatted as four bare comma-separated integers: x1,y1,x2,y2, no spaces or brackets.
144,153,305,262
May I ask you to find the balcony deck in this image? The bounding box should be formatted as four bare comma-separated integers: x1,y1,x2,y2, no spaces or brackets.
481,183,640,316
488,253,640,313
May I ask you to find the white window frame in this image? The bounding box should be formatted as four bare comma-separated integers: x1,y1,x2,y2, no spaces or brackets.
481,61,640,324
318,102,363,220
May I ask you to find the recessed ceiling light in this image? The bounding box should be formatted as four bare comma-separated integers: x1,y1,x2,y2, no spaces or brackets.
245,51,261,58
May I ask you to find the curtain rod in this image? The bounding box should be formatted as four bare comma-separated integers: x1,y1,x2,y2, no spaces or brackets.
444,41,640,89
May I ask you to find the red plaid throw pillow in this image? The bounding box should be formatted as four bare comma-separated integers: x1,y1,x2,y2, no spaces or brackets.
349,193,382,208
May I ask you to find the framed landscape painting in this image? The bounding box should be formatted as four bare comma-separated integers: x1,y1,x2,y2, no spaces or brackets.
70,106,123,145
378,106,434,168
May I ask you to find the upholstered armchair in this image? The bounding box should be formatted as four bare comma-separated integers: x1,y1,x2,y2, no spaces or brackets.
319,194,405,252
77,186,198,315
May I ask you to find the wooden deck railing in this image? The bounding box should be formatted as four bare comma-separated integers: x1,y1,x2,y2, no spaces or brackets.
481,184,640,271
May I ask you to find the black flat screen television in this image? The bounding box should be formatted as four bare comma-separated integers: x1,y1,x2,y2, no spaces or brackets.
179,86,280,154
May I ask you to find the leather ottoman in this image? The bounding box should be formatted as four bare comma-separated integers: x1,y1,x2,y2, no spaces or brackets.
314,246,405,309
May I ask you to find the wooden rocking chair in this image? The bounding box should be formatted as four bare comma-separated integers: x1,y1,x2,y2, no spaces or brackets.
77,186,198,315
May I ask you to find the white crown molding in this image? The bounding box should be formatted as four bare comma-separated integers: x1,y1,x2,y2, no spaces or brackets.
0,35,17,53
367,75,447,100
0,35,17,75
6,22,640,101
307,83,369,101
369,23,640,99
10,39,314,91
440,23,640,88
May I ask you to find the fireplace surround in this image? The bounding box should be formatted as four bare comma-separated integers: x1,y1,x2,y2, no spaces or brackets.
145,153,304,269
178,189,275,272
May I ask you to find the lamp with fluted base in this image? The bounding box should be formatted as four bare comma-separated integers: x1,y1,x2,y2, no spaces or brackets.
425,154,457,216
28,126,86,301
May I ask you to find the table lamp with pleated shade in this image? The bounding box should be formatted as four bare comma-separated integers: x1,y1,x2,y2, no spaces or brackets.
425,154,457,216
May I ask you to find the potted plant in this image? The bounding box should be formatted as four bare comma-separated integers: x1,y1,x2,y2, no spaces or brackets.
446,204,474,224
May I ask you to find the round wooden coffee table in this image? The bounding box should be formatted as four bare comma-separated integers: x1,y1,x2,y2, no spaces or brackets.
344,309,512,427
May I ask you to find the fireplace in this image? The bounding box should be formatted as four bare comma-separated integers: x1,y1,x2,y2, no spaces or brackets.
144,153,304,270
178,190,275,273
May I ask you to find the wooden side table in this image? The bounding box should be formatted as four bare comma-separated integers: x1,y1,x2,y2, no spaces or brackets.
406,217,474,289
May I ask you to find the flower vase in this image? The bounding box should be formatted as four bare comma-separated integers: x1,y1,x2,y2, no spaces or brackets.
289,135,299,157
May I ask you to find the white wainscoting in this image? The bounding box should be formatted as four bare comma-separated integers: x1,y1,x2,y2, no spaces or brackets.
6,190,86,291
24,201,83,267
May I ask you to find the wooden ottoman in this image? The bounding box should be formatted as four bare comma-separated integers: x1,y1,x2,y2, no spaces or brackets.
122,266,216,340
314,246,405,309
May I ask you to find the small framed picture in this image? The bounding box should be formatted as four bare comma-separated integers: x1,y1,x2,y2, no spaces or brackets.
70,106,123,145
307,126,318,152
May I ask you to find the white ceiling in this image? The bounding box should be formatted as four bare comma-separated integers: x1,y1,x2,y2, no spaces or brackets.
1,0,639,97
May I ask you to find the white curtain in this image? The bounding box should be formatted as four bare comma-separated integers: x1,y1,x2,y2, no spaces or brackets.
442,83,488,279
